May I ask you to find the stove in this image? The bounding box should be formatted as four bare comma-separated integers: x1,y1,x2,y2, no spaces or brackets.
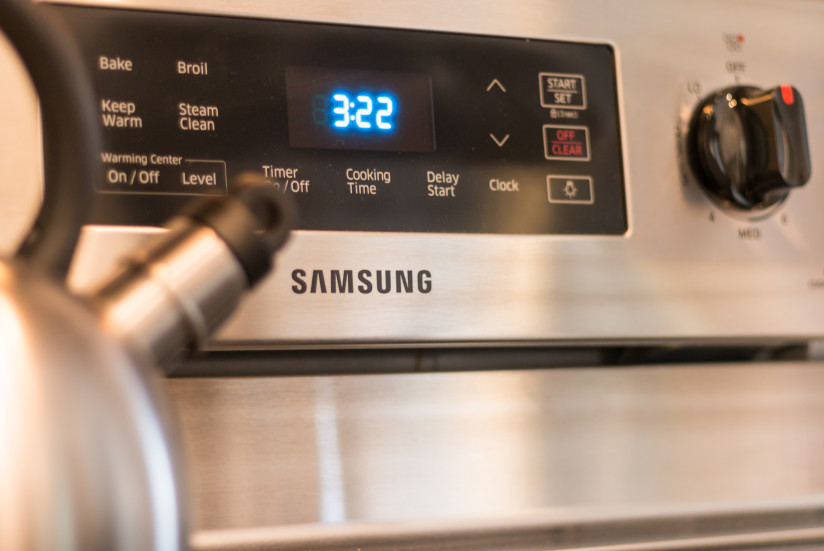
3,0,824,548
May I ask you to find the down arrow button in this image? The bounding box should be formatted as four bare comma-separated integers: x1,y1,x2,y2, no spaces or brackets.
490,133,510,147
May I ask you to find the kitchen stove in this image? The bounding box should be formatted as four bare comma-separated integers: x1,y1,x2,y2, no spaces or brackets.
3,0,824,549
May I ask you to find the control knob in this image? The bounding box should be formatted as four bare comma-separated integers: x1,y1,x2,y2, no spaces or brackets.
688,85,811,211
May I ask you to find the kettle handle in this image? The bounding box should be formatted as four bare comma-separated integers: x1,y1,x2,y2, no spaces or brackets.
1,0,99,280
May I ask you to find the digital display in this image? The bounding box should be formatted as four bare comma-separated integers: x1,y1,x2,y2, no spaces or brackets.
328,92,395,131
285,66,435,152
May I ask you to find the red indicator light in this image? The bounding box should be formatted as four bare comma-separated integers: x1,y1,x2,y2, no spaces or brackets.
737,34,745,44
781,85,794,105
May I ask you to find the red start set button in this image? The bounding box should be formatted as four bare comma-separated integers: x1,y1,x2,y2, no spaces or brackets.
543,124,591,162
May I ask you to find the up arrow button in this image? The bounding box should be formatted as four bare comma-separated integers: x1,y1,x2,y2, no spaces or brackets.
486,78,507,93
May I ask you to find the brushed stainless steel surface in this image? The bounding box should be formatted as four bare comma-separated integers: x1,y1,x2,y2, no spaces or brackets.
9,0,818,345
190,504,824,550
3,4,822,548
192,531,824,551
168,362,824,532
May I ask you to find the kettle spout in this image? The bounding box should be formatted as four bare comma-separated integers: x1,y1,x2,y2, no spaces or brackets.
91,174,293,365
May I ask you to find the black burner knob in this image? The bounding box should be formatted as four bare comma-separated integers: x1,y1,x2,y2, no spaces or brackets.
688,85,811,211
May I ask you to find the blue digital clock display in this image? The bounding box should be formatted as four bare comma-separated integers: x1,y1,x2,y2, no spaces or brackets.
286,67,435,152
324,92,395,131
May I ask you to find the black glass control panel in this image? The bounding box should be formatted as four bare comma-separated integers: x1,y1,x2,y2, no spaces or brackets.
50,5,628,235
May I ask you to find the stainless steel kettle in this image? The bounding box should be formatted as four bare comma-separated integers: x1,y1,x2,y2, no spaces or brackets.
0,1,292,549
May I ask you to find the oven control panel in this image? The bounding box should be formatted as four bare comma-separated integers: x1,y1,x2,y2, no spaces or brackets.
18,1,823,346
52,5,627,236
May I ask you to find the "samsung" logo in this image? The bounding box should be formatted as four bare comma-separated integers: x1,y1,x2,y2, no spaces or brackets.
291,269,432,294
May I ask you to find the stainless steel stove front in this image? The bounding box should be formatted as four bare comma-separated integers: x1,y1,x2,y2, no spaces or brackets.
2,0,824,549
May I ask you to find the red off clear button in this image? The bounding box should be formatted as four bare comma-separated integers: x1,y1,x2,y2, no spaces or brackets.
543,124,591,161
